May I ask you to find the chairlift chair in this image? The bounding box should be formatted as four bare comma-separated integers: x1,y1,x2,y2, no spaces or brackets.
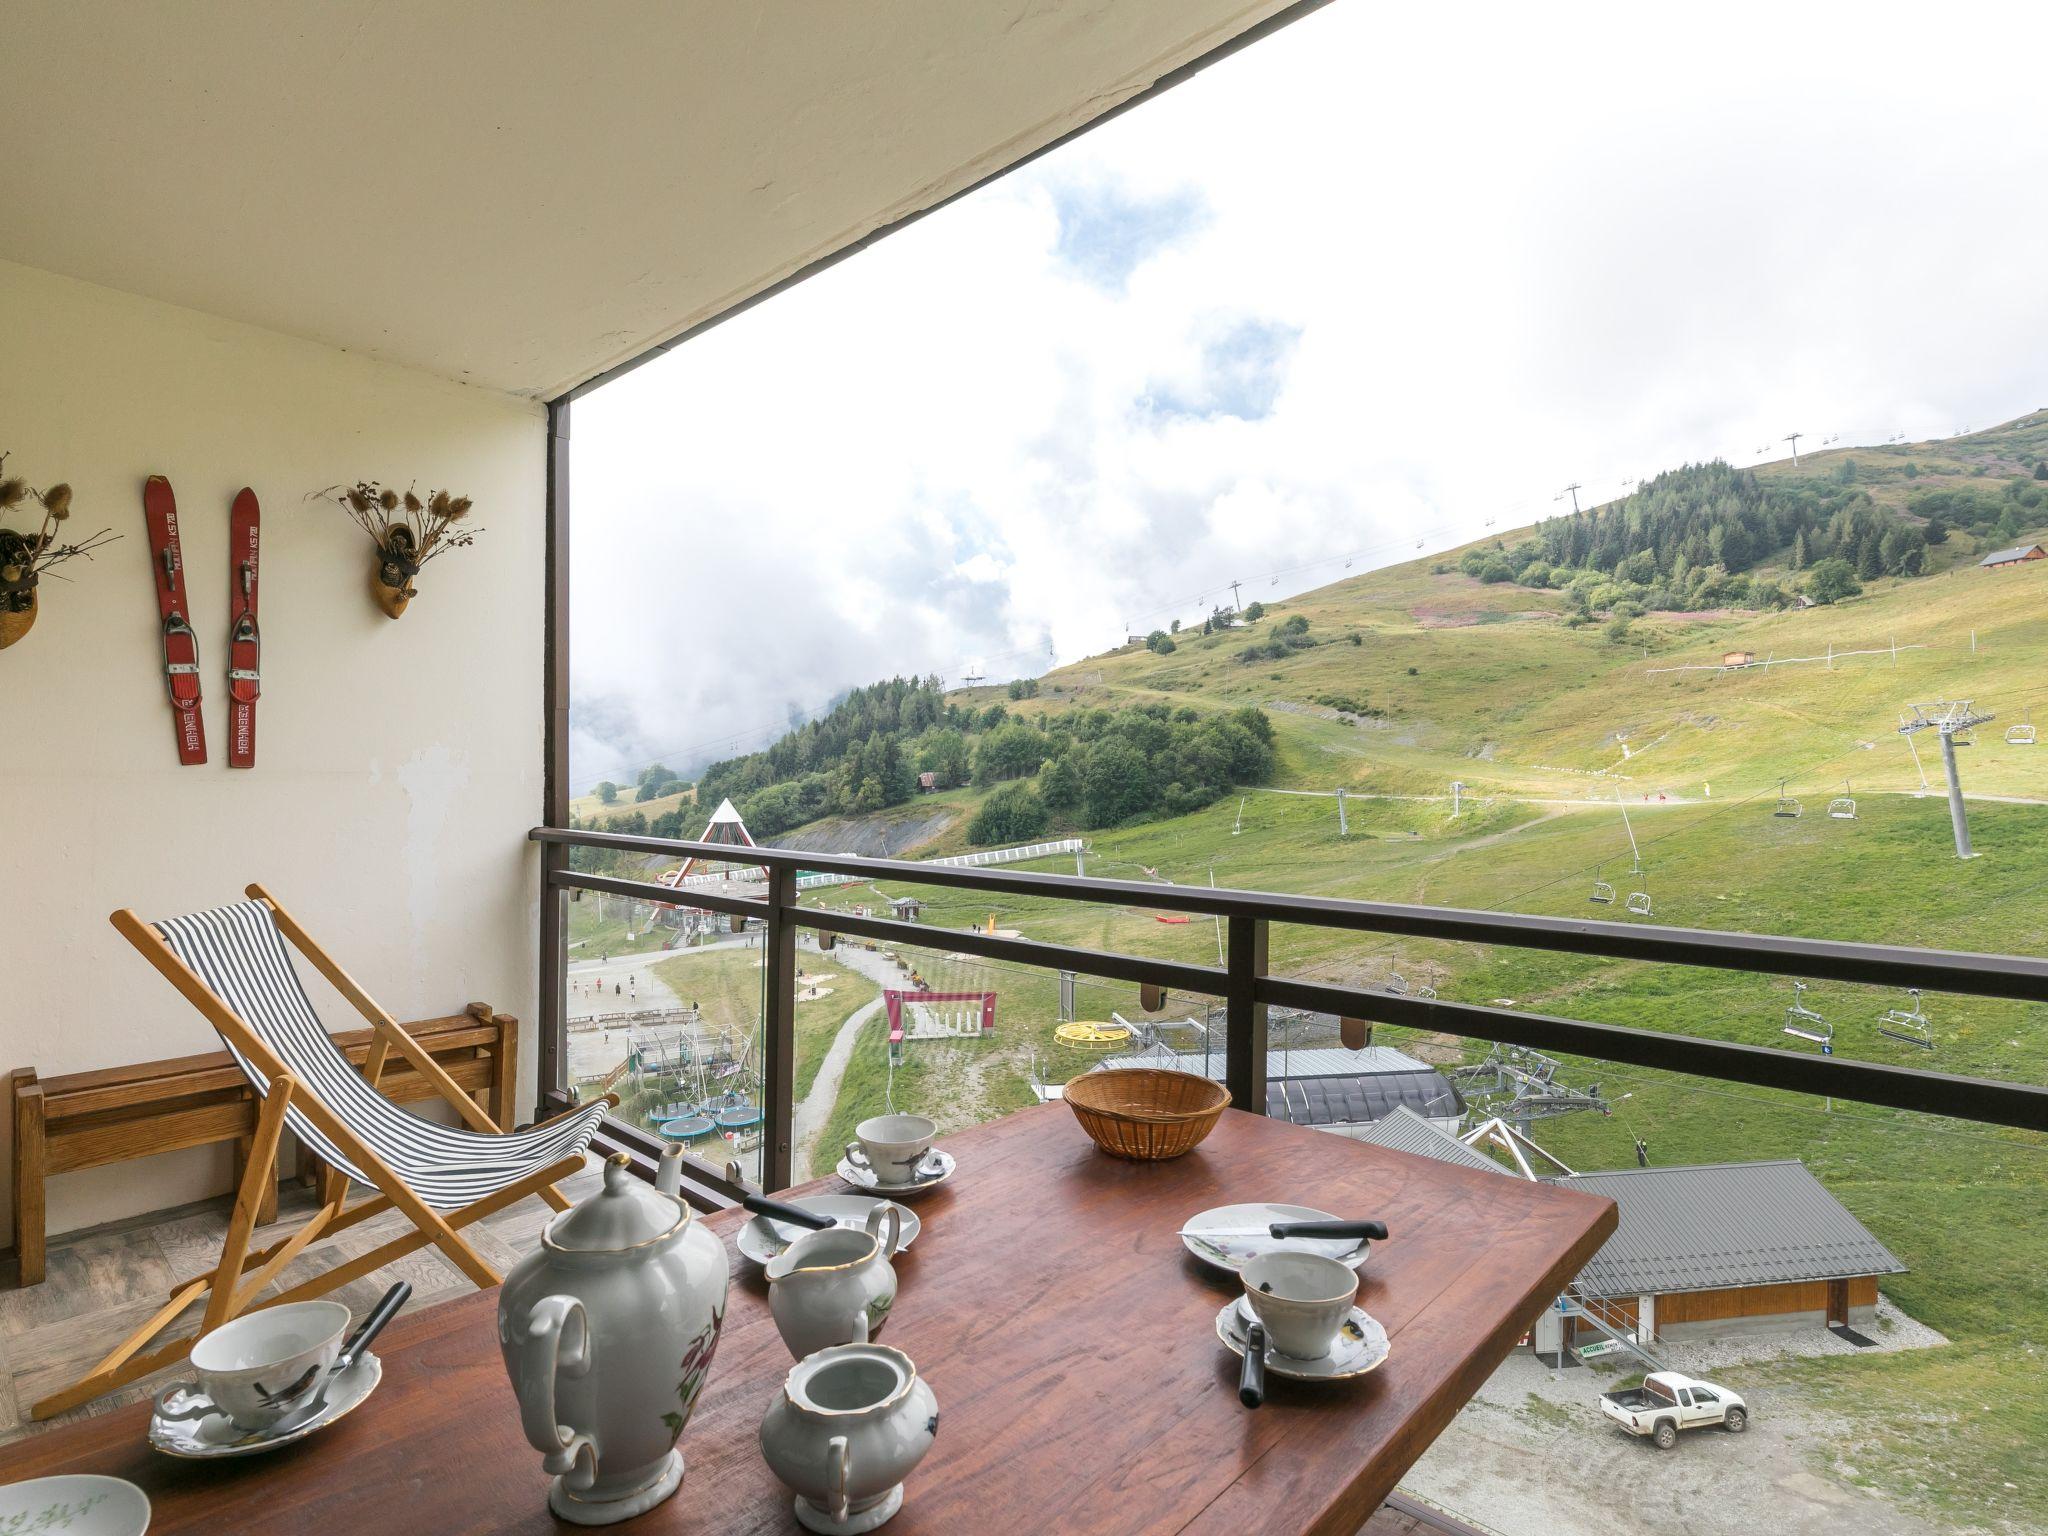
1953,726,1974,747
1625,889,1653,918
1827,781,1857,820
1588,871,1615,905
1413,981,1438,1001
1876,988,1933,1051
1781,981,1833,1053
2007,711,2037,747
1384,971,1408,997
1773,778,1802,819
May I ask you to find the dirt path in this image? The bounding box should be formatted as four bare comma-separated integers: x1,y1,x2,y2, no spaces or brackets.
788,944,900,1181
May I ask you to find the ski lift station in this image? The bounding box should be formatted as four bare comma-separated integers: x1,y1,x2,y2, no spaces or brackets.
1086,1037,1465,1138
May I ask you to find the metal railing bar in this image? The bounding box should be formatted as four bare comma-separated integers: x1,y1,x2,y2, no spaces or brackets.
1258,976,2048,1134
548,1090,746,1209
530,828,2048,1003
802,905,1225,994
553,869,770,923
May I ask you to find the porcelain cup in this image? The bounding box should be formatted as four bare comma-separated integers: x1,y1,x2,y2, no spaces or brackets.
1240,1252,1357,1361
844,1115,936,1185
153,1300,351,1431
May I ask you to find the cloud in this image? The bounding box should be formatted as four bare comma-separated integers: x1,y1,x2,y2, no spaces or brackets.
1145,317,1302,422
568,0,2048,790
1050,179,1208,291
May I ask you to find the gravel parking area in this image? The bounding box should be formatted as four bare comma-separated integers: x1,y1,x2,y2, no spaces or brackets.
1399,1327,1950,1536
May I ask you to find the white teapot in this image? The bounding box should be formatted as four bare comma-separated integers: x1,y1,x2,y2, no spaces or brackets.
498,1152,731,1526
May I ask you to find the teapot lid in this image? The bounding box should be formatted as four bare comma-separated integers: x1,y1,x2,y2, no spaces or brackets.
544,1154,690,1254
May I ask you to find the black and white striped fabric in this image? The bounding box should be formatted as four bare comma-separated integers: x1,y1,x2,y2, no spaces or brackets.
155,899,605,1211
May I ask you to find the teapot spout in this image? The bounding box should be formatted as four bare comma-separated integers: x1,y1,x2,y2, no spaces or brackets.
656,1146,685,1199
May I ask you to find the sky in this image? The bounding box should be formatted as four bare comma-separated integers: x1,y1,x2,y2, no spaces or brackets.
569,0,2048,793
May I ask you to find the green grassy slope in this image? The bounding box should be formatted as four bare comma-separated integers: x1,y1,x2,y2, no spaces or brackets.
777,414,2048,1532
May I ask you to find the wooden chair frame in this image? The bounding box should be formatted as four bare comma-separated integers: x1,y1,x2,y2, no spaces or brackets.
32,883,613,1421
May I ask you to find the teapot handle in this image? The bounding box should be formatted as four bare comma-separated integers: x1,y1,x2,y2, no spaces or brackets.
515,1294,598,1490
827,1434,852,1524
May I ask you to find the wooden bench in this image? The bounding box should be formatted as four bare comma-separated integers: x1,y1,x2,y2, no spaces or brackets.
9,1003,519,1287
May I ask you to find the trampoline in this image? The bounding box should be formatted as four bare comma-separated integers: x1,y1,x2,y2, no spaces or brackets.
658,1114,717,1140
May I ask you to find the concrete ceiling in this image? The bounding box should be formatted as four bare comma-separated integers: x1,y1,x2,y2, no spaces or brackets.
3,1,1308,401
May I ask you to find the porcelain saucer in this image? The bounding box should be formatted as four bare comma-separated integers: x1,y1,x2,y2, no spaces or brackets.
834,1148,955,1197
737,1195,923,1265
1179,1202,1373,1273
149,1352,383,1459
1215,1298,1390,1381
0,1474,149,1535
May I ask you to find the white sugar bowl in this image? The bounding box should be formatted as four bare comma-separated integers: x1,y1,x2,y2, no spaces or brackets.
759,1343,938,1534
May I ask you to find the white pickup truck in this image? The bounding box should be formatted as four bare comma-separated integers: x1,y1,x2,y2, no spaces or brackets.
1600,1372,1748,1449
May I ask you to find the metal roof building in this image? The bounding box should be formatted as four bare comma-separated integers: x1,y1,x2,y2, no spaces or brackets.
1349,1105,1507,1176
1333,1113,1911,1345
1977,543,2045,567
1548,1160,1905,1343
1560,1161,1903,1297
1091,1043,1464,1135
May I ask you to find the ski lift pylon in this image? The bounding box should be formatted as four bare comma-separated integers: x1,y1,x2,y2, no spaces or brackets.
1827,781,1857,820
1876,988,1933,1051
1781,981,1832,1053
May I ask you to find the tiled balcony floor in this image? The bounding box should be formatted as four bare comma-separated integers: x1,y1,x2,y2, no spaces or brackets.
0,1165,1475,1536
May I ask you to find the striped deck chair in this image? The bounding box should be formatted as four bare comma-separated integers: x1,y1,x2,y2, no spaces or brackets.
35,884,612,1420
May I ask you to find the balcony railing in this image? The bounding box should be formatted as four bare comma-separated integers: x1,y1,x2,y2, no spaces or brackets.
529,825,2048,1203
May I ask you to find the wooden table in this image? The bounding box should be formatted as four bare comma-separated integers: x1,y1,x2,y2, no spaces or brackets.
0,1104,1614,1535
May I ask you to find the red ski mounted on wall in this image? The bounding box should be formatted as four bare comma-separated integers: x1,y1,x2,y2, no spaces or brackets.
142,475,206,765
226,487,261,768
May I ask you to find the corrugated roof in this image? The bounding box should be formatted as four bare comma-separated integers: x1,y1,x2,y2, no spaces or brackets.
1265,1071,1461,1128
1093,1043,1430,1079
1351,1105,1507,1175
1088,1044,1460,1128
1978,544,2044,566
1559,1160,1904,1298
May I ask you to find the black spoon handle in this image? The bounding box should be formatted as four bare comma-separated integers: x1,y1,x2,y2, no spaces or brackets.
743,1193,836,1230
1239,1322,1267,1408
340,1281,411,1371
1269,1220,1388,1241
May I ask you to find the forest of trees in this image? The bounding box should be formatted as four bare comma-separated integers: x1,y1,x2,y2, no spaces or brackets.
1904,477,2048,547
1457,461,1944,617
629,675,1282,844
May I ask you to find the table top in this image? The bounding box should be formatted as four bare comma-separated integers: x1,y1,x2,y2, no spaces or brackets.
0,1104,1614,1536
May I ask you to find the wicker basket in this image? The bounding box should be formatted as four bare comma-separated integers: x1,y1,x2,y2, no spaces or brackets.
1063,1068,1229,1160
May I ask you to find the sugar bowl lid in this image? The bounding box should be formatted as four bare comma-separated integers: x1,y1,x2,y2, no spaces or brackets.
544,1153,689,1253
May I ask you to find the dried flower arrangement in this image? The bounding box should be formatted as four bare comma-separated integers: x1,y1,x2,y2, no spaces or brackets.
313,480,480,619
0,455,119,650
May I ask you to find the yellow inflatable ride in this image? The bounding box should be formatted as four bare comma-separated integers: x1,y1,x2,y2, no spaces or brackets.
1054,1020,1131,1049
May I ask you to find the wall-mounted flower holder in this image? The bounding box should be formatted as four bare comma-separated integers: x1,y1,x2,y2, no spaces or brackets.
0,459,118,651
314,480,480,621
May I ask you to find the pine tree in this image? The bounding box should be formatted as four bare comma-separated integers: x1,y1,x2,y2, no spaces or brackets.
1790,528,1809,571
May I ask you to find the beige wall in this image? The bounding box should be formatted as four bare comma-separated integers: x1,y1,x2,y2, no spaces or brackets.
0,259,547,1238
